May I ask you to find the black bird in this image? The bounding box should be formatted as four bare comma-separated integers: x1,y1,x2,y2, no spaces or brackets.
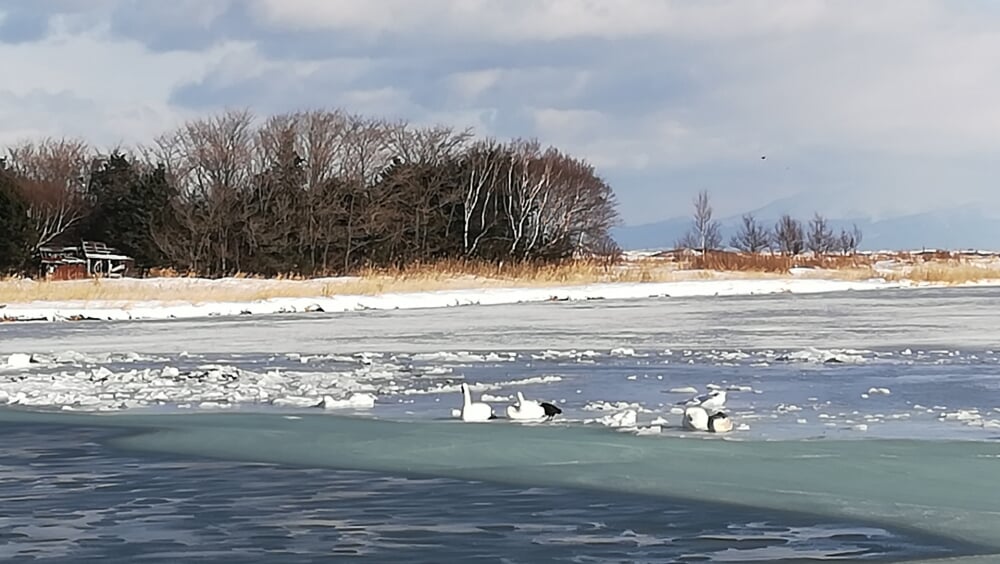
540,401,562,420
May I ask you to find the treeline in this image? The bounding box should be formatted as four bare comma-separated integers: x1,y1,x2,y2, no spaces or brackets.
677,190,862,254
0,110,620,276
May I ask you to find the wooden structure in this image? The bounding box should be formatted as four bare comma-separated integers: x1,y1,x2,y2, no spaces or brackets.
38,241,134,280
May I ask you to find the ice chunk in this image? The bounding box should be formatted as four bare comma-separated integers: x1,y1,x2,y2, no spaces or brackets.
943,410,981,422
480,393,511,402
3,353,33,369
583,401,650,413
590,409,638,428
319,393,377,410
774,347,867,365
271,396,320,408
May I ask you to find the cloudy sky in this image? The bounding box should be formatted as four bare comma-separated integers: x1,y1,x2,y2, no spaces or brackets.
2,0,1000,226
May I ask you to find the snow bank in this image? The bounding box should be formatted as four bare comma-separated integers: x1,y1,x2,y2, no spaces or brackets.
0,277,901,323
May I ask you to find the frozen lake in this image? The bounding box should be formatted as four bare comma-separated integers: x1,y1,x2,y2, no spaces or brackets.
2,286,1000,561
3,285,1000,354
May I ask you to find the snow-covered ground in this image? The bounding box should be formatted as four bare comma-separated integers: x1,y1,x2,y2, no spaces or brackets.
0,276,926,322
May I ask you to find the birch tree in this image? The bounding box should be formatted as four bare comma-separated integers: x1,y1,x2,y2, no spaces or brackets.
5,138,92,251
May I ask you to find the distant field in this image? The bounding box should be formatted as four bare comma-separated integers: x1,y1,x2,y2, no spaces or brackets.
1,253,999,305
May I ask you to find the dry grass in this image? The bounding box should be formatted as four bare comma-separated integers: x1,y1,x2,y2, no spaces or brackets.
1,255,998,305
0,260,677,304
883,261,1000,284
684,251,871,272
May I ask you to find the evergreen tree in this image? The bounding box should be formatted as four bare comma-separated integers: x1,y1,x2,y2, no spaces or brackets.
0,162,35,274
85,153,172,271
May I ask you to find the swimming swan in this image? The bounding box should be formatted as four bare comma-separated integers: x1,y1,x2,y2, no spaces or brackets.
506,391,562,421
459,383,494,422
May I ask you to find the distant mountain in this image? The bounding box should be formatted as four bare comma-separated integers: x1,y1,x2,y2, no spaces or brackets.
612,205,1000,251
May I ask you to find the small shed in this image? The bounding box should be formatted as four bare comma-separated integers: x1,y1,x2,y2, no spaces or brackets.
38,241,134,280
38,246,88,281
80,241,134,277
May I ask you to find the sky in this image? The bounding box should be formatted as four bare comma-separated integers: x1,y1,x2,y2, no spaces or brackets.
2,0,1000,227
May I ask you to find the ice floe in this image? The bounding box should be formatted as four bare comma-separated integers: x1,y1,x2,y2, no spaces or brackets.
1,339,998,442
2,353,34,370
319,393,378,410
588,409,638,429
774,348,869,365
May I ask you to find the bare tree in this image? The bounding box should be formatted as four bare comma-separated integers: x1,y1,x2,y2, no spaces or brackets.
4,107,626,276
340,116,395,271
385,122,472,166
675,231,698,250
460,140,504,257
591,235,623,267
244,114,306,273
528,147,618,259
497,139,548,257
152,109,256,274
773,214,804,255
383,123,472,261
729,213,771,253
5,138,93,250
293,110,353,272
837,223,863,254
806,212,837,254
679,190,721,252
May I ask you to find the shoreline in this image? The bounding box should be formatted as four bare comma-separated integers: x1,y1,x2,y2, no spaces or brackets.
3,275,996,323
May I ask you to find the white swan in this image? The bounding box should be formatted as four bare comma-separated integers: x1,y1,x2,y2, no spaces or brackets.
459,383,494,422
683,406,733,433
707,411,734,433
683,389,727,411
506,391,562,421
683,406,710,431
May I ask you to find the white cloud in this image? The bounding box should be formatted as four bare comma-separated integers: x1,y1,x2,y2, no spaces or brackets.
247,0,939,41
3,0,1000,229
338,87,412,116
0,20,252,145
241,0,1000,161
447,69,503,102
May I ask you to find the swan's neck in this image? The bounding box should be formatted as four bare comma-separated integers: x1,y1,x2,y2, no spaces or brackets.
517,392,526,405
462,386,472,406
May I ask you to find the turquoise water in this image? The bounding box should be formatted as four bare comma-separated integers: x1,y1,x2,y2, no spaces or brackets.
0,408,997,562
